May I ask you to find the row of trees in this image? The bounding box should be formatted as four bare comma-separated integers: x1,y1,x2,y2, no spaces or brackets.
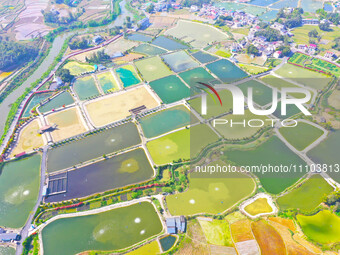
276,8,303,28
68,37,90,50
85,50,110,63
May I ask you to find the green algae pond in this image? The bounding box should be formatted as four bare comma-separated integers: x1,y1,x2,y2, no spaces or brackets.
191,51,218,64
223,136,306,194
151,36,189,51
46,149,154,202
39,92,74,113
178,67,216,87
73,76,100,100
127,33,153,42
47,123,141,172
97,71,119,93
132,43,167,56
42,201,163,255
0,154,41,228
139,105,195,138
160,235,177,252
161,51,199,73
149,75,190,104
206,59,248,83
23,92,54,117
307,130,340,183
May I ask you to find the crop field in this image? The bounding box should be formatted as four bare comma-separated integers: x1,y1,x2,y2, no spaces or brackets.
230,219,254,243
115,65,140,87
291,25,340,50
239,64,269,74
73,76,100,100
132,43,167,56
85,86,160,127
151,35,189,51
235,54,267,66
39,92,74,113
149,15,176,29
212,110,270,139
206,59,248,83
199,219,233,246
224,136,306,194
191,51,218,64
139,105,192,138
268,217,295,231
166,161,255,215
165,20,229,48
64,61,95,76
274,63,331,90
178,67,215,87
328,89,340,109
297,210,340,244
46,107,87,142
97,71,120,93
238,80,275,106
47,123,141,173
279,122,324,151
127,241,160,255
244,198,273,216
46,149,154,202
277,175,333,212
161,51,199,73
251,220,286,255
11,119,44,157
135,56,173,81
149,75,190,103
147,124,219,165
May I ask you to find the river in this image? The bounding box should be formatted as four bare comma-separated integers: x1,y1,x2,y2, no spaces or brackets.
0,0,132,141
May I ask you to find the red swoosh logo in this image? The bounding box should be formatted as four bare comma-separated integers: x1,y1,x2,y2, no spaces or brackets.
198,82,223,106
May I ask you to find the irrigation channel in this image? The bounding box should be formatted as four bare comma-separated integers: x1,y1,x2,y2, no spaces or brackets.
7,2,134,254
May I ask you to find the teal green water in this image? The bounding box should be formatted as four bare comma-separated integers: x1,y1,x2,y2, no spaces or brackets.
308,130,340,183
149,75,190,104
115,67,140,87
162,51,199,73
127,33,153,42
151,36,189,51
178,67,216,87
132,44,167,56
223,136,306,194
23,92,54,117
160,235,176,251
238,80,276,106
140,105,192,138
191,51,218,64
0,246,15,255
73,76,100,100
39,92,74,113
0,154,41,228
42,202,163,255
206,59,248,83
47,123,141,172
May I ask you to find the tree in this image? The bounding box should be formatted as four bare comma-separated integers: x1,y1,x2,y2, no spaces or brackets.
308,29,318,38
277,45,291,56
255,28,283,42
146,3,154,13
56,68,74,83
246,44,260,56
319,22,330,31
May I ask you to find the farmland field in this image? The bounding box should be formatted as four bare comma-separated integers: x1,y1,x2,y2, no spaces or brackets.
251,220,286,255
161,51,199,73
85,86,160,127
279,122,324,151
199,219,233,246
47,123,141,173
230,219,254,243
139,105,193,138
127,241,160,255
274,63,331,90
166,161,255,215
135,56,173,81
115,65,140,87
64,61,95,76
297,210,340,244
39,92,74,113
244,198,273,216
148,75,190,103
73,76,100,100
147,124,219,165
42,202,163,255
239,64,269,74
224,136,306,194
206,59,248,83
46,107,87,142
328,89,340,109
277,175,333,211
11,119,44,157
165,20,229,48
97,71,120,93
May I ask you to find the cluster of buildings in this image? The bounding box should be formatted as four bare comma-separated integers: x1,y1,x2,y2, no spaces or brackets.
166,216,186,234
297,44,318,55
0,228,19,243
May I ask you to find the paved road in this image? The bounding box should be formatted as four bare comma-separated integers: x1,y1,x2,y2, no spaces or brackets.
16,146,47,255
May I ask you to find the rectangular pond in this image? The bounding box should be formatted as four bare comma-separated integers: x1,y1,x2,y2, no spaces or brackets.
45,149,154,202
39,92,74,113
42,201,163,255
0,154,41,228
97,71,120,93
191,51,218,64
115,65,140,87
161,51,199,73
127,33,153,42
206,59,248,83
132,43,167,56
73,76,100,100
47,122,141,172
151,36,189,51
